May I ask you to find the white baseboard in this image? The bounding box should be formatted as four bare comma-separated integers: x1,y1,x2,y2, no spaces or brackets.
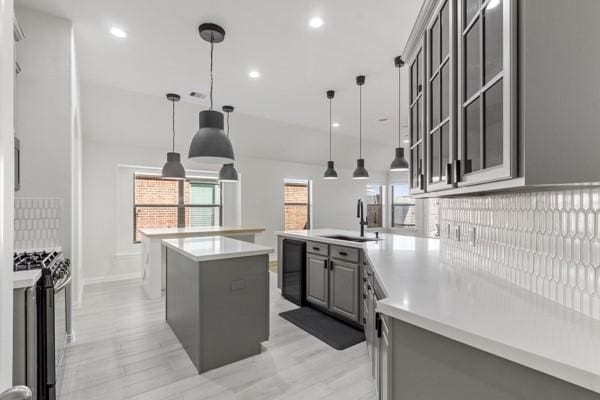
82,272,142,287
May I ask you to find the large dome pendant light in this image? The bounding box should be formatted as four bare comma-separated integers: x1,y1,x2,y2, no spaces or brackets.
161,93,186,180
323,90,338,179
353,75,369,180
219,105,239,182
188,23,235,164
389,56,410,171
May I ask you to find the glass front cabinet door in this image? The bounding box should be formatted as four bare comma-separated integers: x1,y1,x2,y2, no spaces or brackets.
457,0,517,186
408,42,426,195
425,0,456,192
405,0,517,195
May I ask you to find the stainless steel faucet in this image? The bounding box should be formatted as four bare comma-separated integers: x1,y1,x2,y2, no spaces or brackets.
357,199,366,237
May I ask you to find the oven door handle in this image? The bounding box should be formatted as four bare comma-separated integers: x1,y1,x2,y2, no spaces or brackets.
54,271,72,293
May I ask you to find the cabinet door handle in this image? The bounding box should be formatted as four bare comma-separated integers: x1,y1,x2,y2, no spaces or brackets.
375,313,382,338
446,163,453,185
323,259,328,269
330,260,334,271
453,159,461,183
362,277,367,282
363,294,367,300
362,317,366,324
339,251,348,257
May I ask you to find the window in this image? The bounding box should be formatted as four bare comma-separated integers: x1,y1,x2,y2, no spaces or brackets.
284,180,311,230
391,184,416,227
133,175,222,242
366,185,383,228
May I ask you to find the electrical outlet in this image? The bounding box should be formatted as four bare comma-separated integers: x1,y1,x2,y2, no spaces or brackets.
230,279,246,291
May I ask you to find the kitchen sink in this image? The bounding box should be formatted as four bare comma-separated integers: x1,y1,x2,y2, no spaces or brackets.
320,234,381,243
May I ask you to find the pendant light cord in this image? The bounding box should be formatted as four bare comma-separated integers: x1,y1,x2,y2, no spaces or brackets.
359,85,362,158
226,111,230,137
329,97,333,161
171,98,176,152
209,39,214,110
398,62,401,147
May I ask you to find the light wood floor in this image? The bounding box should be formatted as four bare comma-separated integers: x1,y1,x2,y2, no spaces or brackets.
59,272,375,400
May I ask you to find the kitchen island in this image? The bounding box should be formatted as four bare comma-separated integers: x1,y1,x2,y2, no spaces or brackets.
277,229,600,399
140,226,265,298
163,236,272,373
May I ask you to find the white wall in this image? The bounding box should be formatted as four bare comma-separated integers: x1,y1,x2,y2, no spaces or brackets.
14,6,72,255
14,7,83,303
81,83,390,285
0,0,15,389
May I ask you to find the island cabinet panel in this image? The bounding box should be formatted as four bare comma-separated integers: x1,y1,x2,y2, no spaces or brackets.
405,0,600,197
389,318,598,400
165,248,269,374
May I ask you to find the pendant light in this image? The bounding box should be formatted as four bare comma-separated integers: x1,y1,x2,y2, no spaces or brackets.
219,105,239,182
188,23,235,164
353,75,369,180
161,93,186,180
323,90,338,180
389,56,410,171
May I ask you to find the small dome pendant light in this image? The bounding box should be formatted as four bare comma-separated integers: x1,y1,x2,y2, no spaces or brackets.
188,23,235,164
353,75,369,180
323,90,338,180
161,93,186,180
389,56,410,172
219,105,239,182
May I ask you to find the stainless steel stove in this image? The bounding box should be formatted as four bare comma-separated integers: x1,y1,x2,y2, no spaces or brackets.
13,249,71,400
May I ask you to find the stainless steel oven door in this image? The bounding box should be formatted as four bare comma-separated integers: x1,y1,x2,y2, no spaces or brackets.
53,271,70,394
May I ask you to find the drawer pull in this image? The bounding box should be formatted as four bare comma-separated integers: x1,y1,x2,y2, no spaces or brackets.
313,247,320,251
339,251,348,256
363,294,367,300
362,277,367,282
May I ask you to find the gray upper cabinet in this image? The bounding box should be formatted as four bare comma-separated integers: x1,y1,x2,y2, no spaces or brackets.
409,44,426,195
457,0,517,187
306,253,328,308
329,259,360,321
426,0,456,192
405,0,600,196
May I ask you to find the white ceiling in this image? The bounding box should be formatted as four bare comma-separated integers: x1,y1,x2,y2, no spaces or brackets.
17,0,423,145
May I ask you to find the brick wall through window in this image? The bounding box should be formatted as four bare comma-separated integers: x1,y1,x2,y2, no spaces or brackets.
284,182,310,230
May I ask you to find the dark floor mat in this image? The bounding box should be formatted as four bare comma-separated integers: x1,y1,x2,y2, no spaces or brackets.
279,307,365,350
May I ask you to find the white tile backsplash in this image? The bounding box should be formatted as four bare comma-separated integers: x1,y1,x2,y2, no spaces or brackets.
14,198,62,251
440,189,600,320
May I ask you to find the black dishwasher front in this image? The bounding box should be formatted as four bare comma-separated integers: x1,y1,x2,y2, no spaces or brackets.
282,239,306,306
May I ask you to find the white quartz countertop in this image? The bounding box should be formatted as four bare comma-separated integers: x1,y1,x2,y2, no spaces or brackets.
163,236,272,262
140,226,265,238
277,229,600,394
13,270,42,289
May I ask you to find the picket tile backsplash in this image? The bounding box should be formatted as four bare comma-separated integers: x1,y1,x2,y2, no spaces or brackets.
440,189,600,320
14,198,62,251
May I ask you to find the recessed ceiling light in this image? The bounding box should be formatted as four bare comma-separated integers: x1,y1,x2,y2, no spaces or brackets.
332,122,340,128
249,70,261,79
309,17,324,28
110,27,127,38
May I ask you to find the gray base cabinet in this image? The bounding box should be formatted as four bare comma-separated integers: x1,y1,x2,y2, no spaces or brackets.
305,243,361,323
329,259,360,321
306,253,328,308
389,318,598,399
